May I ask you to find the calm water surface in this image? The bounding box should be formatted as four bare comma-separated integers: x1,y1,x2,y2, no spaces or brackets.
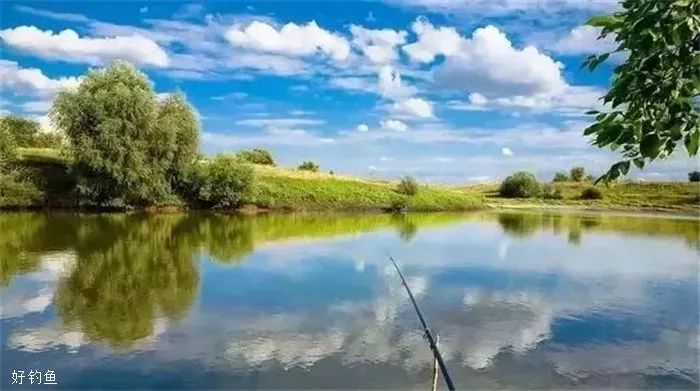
1,211,698,389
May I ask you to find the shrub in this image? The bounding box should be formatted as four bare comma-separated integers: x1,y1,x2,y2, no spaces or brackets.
235,148,276,166
689,171,700,182
540,183,563,199
499,171,540,198
580,186,603,200
586,174,597,182
200,155,254,208
396,175,419,196
570,166,586,182
0,168,44,207
297,160,319,172
552,172,568,182
388,196,409,213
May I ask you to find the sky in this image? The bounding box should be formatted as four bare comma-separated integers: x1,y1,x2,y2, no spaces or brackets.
0,0,697,183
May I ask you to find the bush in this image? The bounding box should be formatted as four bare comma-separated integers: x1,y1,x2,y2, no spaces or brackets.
580,186,603,200
570,166,586,182
540,183,562,199
388,195,409,212
0,168,44,207
297,160,319,172
396,175,419,196
499,171,540,198
552,172,568,182
689,171,700,182
200,155,254,208
235,148,276,166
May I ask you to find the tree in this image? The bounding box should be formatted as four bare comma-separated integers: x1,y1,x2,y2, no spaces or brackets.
583,0,700,182
51,61,200,205
297,160,319,172
689,171,700,182
397,175,419,195
235,148,276,165
499,171,540,198
0,115,40,147
153,93,200,187
570,167,586,182
552,172,569,182
200,154,254,208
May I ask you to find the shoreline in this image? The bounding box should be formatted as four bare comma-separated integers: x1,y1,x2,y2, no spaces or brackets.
2,203,698,219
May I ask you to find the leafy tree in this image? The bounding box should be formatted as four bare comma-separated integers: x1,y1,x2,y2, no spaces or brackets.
200,154,254,208
499,171,540,198
0,115,40,147
297,160,320,172
552,172,569,182
0,122,18,163
397,175,419,195
153,92,200,187
689,171,700,182
570,166,586,182
235,148,276,166
584,0,700,181
51,61,200,205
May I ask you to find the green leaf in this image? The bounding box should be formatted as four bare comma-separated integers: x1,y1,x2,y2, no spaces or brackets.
632,157,645,169
640,133,661,158
685,130,699,156
587,14,618,28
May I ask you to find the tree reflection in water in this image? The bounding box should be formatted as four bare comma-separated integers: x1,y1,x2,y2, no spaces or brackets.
2,210,698,350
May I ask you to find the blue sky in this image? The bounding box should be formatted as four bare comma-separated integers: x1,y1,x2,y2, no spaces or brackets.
1,0,696,183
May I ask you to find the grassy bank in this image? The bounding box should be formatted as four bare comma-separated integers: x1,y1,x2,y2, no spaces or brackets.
457,181,700,214
5,148,482,212
251,165,481,211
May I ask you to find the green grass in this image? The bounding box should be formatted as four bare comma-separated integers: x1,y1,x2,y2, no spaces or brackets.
457,181,700,214
16,148,70,165
251,165,482,211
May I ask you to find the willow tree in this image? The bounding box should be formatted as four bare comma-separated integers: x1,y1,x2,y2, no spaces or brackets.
584,0,700,181
51,61,200,205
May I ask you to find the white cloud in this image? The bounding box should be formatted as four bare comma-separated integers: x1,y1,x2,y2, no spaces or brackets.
225,20,350,62
501,147,513,156
402,17,463,63
552,25,618,55
328,76,376,94
235,118,325,128
433,25,566,98
378,65,417,100
0,25,169,67
390,97,434,118
0,60,80,96
380,119,408,132
388,0,618,15
357,124,369,132
469,92,488,106
350,25,407,64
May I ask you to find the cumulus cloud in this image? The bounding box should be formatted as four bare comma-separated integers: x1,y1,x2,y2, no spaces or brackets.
402,17,463,63
433,25,566,98
501,147,513,156
380,119,408,132
390,97,434,118
357,123,369,132
378,65,417,100
225,21,350,62
0,60,80,96
0,25,169,67
552,25,618,55
350,25,407,64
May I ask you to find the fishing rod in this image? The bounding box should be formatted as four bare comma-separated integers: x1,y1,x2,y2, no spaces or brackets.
387,253,456,391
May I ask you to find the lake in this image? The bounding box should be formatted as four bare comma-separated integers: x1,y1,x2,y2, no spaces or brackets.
1,211,698,389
